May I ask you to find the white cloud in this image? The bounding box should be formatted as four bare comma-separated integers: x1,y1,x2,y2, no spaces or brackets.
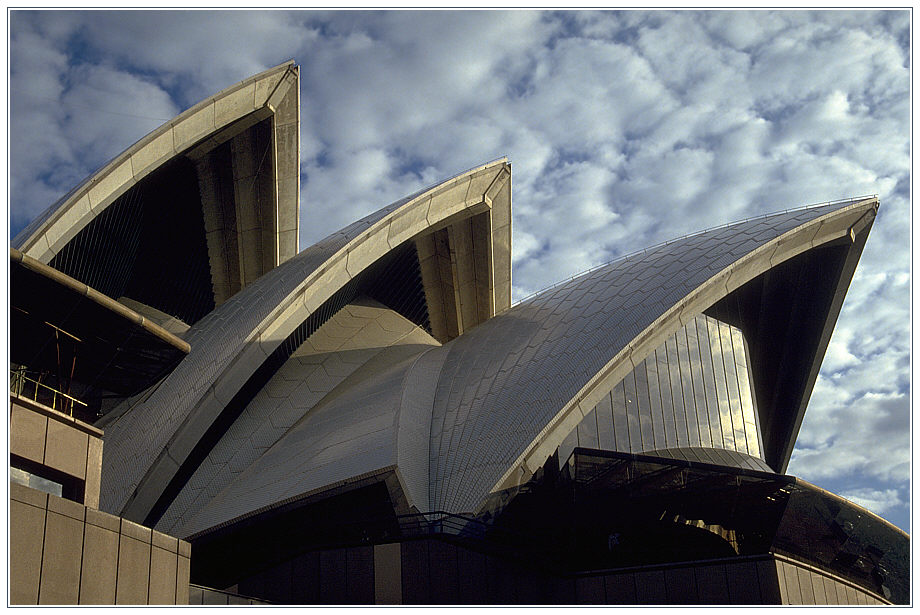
837,488,905,517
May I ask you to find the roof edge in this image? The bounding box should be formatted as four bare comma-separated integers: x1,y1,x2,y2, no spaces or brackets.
14,61,298,262
486,197,878,503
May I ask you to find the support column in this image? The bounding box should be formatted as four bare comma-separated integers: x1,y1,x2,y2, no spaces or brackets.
373,543,402,604
416,229,461,342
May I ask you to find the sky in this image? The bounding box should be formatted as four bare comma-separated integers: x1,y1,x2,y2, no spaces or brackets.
7,10,911,533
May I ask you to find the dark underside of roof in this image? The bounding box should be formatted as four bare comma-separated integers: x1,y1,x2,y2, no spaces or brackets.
705,234,865,472
10,253,188,402
48,157,215,326
141,239,432,529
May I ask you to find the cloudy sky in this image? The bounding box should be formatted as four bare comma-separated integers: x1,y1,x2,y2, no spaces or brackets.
8,10,911,532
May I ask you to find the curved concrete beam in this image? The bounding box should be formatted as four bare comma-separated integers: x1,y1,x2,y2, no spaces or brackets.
14,61,298,265
10,247,189,354
490,197,878,498
160,297,440,537
103,159,511,523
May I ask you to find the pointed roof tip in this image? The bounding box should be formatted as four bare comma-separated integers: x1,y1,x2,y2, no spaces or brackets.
261,59,297,74
466,156,511,176
801,194,878,211
15,60,304,262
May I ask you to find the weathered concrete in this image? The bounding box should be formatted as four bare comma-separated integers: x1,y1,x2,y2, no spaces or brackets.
11,396,104,505
10,482,190,605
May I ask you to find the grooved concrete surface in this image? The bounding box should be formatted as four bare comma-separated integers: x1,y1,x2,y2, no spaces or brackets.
100,190,871,534
157,297,439,536
98,161,507,520
98,192,411,516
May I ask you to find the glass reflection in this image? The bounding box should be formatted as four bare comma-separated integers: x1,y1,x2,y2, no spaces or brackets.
665,336,689,447
719,320,748,454
571,313,763,462
655,348,677,447
686,321,713,448
645,356,666,448
695,317,724,449
623,371,642,452
732,326,761,458
676,327,701,448
559,425,577,465
611,381,629,451
595,390,616,450
707,317,735,451
634,362,654,449
578,407,599,449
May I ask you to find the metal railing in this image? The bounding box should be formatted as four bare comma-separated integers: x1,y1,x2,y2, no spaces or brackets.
188,584,271,606
392,510,566,573
396,510,492,540
10,367,87,416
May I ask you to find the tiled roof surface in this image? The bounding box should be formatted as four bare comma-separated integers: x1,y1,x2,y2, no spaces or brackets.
99,191,418,514
425,200,866,513
101,191,871,531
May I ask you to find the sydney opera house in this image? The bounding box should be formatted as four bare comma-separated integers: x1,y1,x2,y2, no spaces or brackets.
9,62,908,604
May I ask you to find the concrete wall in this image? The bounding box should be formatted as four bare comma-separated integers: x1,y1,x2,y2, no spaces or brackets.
773,554,888,605
9,481,190,605
236,545,376,604
224,538,891,605
10,395,103,508
573,553,889,605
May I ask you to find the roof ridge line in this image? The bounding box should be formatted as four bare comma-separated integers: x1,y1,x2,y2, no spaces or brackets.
511,195,878,307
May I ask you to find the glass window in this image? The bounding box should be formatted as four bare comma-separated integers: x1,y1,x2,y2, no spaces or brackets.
611,381,630,452
576,312,767,463
578,407,600,449
685,320,713,448
645,356,666,449
594,389,616,451
655,348,678,448
559,426,578,466
706,316,735,451
719,320,749,454
676,327,702,448
695,317,724,449
10,466,29,488
665,336,689,447
633,361,655,450
732,326,762,458
10,466,63,498
622,371,642,452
